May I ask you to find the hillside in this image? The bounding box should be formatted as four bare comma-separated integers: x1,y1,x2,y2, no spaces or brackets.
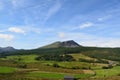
0,40,120,62
0,47,16,53
1,41,120,80
41,41,61,48
41,40,81,48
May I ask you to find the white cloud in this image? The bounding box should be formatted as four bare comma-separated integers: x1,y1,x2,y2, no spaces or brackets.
55,32,96,42
80,39,120,48
80,22,94,29
11,0,25,8
58,32,65,38
0,34,14,41
0,26,41,34
45,0,61,21
8,27,25,34
57,32,120,47
98,15,112,21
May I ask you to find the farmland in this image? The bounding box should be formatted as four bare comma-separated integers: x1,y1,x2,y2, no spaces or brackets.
0,52,120,80
0,67,16,73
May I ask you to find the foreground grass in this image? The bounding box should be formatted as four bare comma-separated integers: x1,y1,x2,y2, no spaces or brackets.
28,71,92,79
94,66,120,78
1,54,120,80
5,55,38,63
70,53,95,61
0,66,16,73
42,61,91,69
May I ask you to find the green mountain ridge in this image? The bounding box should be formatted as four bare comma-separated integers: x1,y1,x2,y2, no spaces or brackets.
1,40,120,62
41,41,62,48
41,40,82,48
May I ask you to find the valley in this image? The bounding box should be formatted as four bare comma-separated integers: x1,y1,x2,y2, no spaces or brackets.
0,40,120,80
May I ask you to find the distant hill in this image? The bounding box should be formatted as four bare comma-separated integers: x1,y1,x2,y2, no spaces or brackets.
0,47,16,53
41,40,82,48
1,40,120,63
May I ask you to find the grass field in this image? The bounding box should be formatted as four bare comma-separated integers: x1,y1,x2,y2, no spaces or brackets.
43,61,91,69
94,66,120,78
0,54,120,80
28,71,92,79
4,55,38,63
70,53,95,61
0,66,16,73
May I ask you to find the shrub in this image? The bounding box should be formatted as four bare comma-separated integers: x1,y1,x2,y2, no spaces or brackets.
117,73,120,76
46,64,50,66
52,63,60,67
35,54,75,61
18,64,27,68
71,66,79,69
108,65,113,68
102,65,113,69
116,63,120,66
102,66,109,69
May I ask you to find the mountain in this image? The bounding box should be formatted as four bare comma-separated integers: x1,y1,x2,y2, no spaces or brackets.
0,46,16,53
61,40,81,48
41,40,82,48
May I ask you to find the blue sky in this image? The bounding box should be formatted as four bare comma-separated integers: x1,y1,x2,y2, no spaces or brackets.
0,0,120,49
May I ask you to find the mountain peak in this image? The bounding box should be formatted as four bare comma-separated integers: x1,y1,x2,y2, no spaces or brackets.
0,46,16,52
41,40,82,48
61,40,81,48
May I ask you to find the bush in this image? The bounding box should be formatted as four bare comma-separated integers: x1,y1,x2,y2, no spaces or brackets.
102,65,113,69
81,67,89,69
116,63,120,66
71,66,79,69
79,58,108,64
18,64,27,68
52,63,60,67
102,66,109,69
46,64,50,66
35,54,75,61
117,73,120,76
108,65,113,68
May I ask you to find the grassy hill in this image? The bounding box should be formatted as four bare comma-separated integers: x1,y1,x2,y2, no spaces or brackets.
40,40,81,48
41,41,62,48
1,41,120,80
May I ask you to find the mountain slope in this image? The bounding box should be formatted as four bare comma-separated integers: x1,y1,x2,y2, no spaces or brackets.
41,40,82,48
41,41,61,48
0,47,16,53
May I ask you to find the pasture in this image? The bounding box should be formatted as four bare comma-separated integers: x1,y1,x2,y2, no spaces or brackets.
0,54,120,80
94,66,120,78
0,66,16,73
28,71,92,79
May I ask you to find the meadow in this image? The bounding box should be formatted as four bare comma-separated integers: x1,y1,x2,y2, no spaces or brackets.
94,66,120,78
0,66,16,73
28,71,92,79
0,53,120,80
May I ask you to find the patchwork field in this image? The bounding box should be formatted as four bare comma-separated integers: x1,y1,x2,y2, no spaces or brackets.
0,54,120,80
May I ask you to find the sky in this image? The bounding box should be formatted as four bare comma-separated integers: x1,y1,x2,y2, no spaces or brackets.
0,0,120,49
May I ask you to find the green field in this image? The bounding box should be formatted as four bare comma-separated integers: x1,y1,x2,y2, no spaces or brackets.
3,55,38,63
94,66,120,78
0,67,16,73
28,71,92,79
0,54,120,80
70,54,95,61
43,61,91,69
